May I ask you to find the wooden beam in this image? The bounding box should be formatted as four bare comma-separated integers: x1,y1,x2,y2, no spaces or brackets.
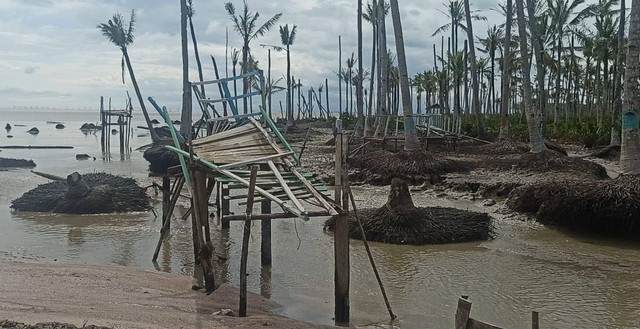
218,152,293,170
223,211,329,221
267,160,306,214
239,166,258,317
455,297,472,329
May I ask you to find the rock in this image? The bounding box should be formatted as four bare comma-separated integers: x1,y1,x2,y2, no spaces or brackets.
80,123,100,130
172,120,181,124
5,123,11,130
483,199,496,206
75,154,94,161
55,124,65,129
27,127,39,135
212,308,235,316
111,129,118,134
7,135,13,138
151,119,160,124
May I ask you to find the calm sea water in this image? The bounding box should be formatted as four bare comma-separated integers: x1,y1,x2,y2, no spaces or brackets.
1,109,639,328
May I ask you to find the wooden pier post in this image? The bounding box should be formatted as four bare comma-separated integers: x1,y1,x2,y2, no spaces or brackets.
260,163,272,266
334,119,350,326
239,166,259,317
162,176,171,232
100,97,105,153
532,311,539,329
455,297,472,329
221,182,230,229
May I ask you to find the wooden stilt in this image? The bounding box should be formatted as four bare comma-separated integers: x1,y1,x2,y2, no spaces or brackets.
455,297,472,329
532,311,539,329
239,166,259,317
260,164,272,266
221,183,230,229
333,119,349,326
152,176,184,262
162,176,171,231
195,170,215,293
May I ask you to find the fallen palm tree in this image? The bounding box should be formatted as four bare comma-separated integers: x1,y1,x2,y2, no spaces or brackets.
324,178,493,245
0,157,35,168
507,175,640,238
348,149,469,185
11,172,151,214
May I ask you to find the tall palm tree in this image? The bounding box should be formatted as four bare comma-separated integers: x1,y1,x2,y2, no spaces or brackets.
97,11,160,143
478,25,502,115
279,24,297,128
527,0,549,137
517,0,547,152
225,1,281,114
611,0,625,146
389,0,419,150
357,0,365,136
230,48,240,110
464,0,485,135
180,0,190,134
374,0,389,136
363,1,389,135
620,0,640,173
346,53,356,116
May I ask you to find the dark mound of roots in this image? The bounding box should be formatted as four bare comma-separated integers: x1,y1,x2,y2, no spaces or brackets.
591,145,620,161
348,149,469,185
459,140,529,155
11,173,151,214
324,205,493,245
0,157,35,168
0,320,110,329
487,150,609,180
507,175,640,238
144,145,180,175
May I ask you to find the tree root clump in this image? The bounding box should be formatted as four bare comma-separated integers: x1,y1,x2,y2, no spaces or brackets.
458,140,530,155
143,145,180,175
348,149,469,185
486,150,609,180
506,175,640,238
591,145,620,161
11,173,151,214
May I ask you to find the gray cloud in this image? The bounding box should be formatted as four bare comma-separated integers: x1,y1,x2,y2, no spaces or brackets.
24,66,39,74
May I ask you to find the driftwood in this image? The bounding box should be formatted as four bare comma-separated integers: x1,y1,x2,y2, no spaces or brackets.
0,157,36,168
31,170,64,181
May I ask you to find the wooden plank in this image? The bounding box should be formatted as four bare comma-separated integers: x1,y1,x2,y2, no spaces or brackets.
455,297,472,329
267,160,306,214
218,152,294,170
192,124,255,146
191,69,260,86
466,318,503,329
223,210,330,221
239,166,258,317
286,166,338,216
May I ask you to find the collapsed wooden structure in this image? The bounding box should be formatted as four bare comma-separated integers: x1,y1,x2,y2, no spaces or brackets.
99,95,133,158
148,69,352,325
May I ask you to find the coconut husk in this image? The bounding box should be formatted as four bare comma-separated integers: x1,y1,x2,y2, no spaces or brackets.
591,145,620,161
0,157,35,168
348,149,469,185
324,206,493,245
11,172,151,214
506,175,640,238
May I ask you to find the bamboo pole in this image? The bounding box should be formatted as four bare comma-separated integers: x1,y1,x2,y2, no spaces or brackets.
239,166,258,317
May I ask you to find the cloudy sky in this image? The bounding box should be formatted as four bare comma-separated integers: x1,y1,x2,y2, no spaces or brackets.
0,0,563,111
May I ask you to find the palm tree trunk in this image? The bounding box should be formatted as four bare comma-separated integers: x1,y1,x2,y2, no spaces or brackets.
180,0,191,135
122,48,160,143
286,45,294,127
366,8,377,136
267,49,272,120
490,50,495,115
389,0,419,150
526,0,547,138
232,64,238,110
621,0,640,173
464,0,484,135
554,34,561,132
375,0,388,137
611,0,625,146
242,42,249,114
356,0,364,136
516,0,545,152
188,16,205,98
338,35,342,118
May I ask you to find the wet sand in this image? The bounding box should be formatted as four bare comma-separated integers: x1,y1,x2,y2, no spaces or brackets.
0,260,330,329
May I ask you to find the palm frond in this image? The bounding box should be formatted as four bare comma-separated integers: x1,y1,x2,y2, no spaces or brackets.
252,13,282,39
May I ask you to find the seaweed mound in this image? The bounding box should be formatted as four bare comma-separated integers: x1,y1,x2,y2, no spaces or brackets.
470,140,529,155
507,175,640,238
348,149,468,185
324,178,493,244
0,157,36,168
486,150,609,180
11,172,150,214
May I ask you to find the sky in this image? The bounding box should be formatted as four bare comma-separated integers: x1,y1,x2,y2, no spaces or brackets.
0,0,582,112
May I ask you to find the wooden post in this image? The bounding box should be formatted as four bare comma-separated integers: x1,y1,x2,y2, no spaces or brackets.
239,166,259,317
455,297,472,329
221,183,230,229
100,97,105,153
195,170,215,293
532,311,539,329
162,176,171,232
119,115,125,155
260,164,272,266
333,119,349,326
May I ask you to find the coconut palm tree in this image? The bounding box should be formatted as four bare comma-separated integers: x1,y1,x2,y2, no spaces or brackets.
363,1,389,135
478,25,502,115
620,0,640,173
225,1,281,114
464,0,485,135
517,0,547,152
611,0,625,146
180,0,190,134
278,24,297,128
231,48,240,110
389,0,419,150
374,0,389,136
357,0,365,136
526,0,549,137
346,53,356,116
97,10,160,143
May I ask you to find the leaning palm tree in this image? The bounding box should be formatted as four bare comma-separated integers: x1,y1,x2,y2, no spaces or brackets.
389,0,419,150
278,24,297,128
97,10,160,143
225,1,281,114
463,0,485,135
517,0,547,152
620,0,640,173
